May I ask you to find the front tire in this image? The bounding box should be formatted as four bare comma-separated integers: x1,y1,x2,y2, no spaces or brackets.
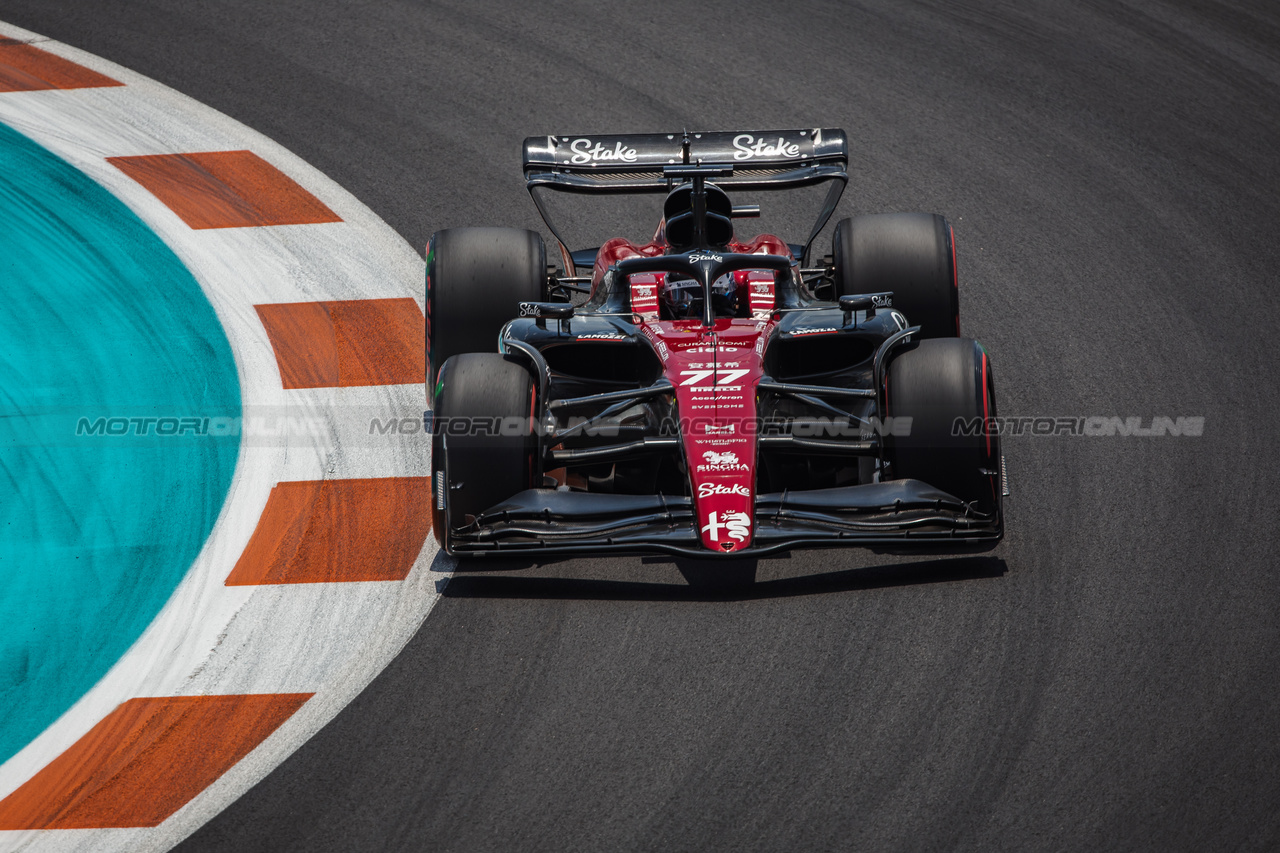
832,213,960,339
431,353,538,552
884,337,999,514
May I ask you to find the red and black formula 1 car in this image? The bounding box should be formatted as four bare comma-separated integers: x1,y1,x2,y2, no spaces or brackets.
427,128,1005,557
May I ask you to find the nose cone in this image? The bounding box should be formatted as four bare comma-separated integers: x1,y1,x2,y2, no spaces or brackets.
699,508,753,552
668,322,764,553
643,317,765,554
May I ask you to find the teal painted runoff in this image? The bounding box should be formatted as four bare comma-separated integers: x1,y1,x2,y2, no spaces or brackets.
0,121,240,763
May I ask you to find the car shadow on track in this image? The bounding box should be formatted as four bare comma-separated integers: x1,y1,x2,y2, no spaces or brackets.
440,555,1007,602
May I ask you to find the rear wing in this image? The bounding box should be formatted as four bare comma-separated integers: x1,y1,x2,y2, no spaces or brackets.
522,128,848,192
522,129,849,267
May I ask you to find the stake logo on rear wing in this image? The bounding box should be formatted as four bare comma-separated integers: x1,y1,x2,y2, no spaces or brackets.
559,134,805,166
556,132,813,167
523,128,847,191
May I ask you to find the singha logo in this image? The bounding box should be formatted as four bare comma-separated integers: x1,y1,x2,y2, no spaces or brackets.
697,449,748,472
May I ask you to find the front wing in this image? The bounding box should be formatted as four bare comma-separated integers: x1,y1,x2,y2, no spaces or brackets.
447,479,1002,558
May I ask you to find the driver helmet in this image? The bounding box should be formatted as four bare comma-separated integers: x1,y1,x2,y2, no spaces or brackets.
658,272,745,320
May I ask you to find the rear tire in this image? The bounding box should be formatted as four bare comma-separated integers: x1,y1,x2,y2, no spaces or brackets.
426,227,545,385
884,337,999,514
431,353,538,552
832,213,959,339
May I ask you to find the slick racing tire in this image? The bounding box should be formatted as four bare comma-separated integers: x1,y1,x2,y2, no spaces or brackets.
884,337,1000,515
431,353,538,552
426,227,545,385
832,213,960,339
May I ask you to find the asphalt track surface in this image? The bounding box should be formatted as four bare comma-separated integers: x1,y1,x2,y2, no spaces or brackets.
3,1,1278,850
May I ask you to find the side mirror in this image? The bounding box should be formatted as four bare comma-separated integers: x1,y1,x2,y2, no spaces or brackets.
519,301,574,320
518,301,574,329
838,291,893,324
